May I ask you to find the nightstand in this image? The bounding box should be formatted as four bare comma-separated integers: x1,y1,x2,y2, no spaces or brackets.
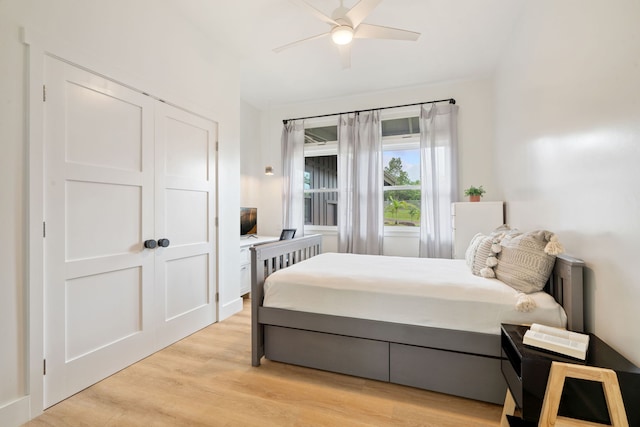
500,324,640,426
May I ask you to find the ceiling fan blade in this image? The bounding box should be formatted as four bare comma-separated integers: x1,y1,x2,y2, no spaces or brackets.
354,23,420,41
345,0,382,27
338,44,351,69
290,0,338,26
273,32,330,53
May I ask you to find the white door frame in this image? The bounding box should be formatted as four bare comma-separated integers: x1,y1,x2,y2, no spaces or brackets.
24,28,219,419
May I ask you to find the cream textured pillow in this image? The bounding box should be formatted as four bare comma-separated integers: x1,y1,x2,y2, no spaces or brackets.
471,235,494,276
465,233,485,271
495,230,563,293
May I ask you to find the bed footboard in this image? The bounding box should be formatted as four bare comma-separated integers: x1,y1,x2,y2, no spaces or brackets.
251,234,322,366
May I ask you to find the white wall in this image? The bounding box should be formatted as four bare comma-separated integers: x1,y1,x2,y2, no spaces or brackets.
240,101,261,206
0,0,241,424
251,78,499,254
240,100,273,235
494,0,640,364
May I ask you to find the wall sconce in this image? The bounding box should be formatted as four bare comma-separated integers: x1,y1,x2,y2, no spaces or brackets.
265,166,274,176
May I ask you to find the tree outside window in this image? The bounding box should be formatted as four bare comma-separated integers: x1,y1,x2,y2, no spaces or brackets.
383,153,420,227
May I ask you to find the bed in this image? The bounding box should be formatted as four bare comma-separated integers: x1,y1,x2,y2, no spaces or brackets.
250,234,585,404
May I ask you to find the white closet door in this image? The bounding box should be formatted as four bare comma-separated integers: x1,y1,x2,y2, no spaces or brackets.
44,57,156,407
43,57,218,408
153,102,217,349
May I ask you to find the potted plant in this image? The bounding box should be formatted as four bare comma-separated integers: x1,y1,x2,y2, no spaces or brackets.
464,185,485,202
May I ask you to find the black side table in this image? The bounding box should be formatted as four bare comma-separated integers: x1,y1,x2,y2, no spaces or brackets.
500,324,640,425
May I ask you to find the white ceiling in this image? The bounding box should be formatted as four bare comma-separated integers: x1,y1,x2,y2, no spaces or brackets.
169,0,526,109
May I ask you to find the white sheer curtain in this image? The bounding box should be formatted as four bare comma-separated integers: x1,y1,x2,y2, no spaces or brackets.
419,103,459,258
337,111,383,255
281,119,305,234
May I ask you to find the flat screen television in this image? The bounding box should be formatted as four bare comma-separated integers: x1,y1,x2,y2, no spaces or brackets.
240,207,257,236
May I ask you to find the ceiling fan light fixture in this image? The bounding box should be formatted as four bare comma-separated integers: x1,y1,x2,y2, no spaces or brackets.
331,25,354,45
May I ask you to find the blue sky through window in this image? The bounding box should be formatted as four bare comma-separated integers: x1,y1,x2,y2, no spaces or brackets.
384,149,420,182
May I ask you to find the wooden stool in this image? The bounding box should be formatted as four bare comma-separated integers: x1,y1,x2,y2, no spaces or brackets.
502,361,629,427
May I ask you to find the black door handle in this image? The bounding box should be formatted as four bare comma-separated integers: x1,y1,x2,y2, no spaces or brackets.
144,239,157,249
157,238,170,248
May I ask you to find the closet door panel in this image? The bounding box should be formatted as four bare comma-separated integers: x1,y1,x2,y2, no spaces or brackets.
164,118,210,180
165,253,209,320
65,267,142,360
65,181,141,260
154,102,217,348
43,56,156,408
165,188,208,245
65,82,142,171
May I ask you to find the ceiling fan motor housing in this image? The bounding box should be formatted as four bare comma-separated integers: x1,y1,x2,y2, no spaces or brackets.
331,25,354,45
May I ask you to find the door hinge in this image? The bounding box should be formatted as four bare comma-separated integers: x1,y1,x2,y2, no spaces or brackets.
43,221,46,238
215,217,218,227
43,85,46,102
216,141,219,152
215,292,219,303
43,359,46,375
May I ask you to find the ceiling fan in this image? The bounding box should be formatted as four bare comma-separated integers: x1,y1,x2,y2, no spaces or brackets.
274,0,420,68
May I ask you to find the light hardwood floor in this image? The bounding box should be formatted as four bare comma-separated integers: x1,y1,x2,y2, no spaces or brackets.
25,298,503,426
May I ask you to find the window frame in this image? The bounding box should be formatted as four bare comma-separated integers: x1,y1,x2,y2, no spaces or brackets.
302,109,422,233
382,138,421,229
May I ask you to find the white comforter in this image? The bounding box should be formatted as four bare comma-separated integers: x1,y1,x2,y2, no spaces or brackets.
263,253,567,335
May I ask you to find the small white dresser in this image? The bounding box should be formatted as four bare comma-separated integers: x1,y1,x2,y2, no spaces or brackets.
240,236,278,296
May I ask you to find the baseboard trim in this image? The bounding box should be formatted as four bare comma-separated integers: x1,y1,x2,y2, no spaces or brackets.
0,395,31,427
219,297,243,321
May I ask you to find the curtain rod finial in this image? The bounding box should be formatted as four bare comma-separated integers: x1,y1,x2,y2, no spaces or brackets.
282,120,288,125
449,99,456,104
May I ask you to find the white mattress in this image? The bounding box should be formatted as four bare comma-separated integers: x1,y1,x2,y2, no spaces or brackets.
263,253,567,335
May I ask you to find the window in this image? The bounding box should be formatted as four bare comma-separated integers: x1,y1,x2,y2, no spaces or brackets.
303,112,421,228
383,147,420,227
380,113,421,227
304,125,337,144
304,155,338,226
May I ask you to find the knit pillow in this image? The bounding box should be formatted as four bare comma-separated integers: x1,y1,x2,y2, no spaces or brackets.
479,236,503,278
495,230,564,293
465,233,485,271
471,235,495,276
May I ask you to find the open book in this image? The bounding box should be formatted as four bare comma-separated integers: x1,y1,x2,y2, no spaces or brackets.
523,323,590,360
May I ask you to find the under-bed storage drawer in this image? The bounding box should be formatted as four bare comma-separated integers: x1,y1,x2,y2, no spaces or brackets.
389,343,506,404
264,325,390,382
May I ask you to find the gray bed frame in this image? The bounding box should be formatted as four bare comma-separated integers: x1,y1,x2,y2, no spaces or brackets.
250,234,585,404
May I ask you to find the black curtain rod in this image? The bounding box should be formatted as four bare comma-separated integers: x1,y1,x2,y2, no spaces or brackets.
282,98,456,125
